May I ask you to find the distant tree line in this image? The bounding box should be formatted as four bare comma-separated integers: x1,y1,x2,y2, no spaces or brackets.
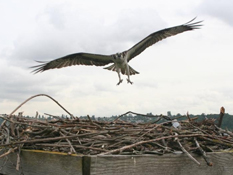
80,113,233,130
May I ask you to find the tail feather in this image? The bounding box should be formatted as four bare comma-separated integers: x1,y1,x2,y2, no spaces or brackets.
128,65,139,75
104,64,139,75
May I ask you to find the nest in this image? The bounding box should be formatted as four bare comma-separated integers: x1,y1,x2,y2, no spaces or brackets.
0,94,230,168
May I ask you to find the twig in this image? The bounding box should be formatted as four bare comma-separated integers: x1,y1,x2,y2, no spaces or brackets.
0,147,18,158
44,113,62,119
200,136,233,147
16,145,24,171
186,111,191,122
215,125,233,137
113,111,163,123
0,115,52,129
176,138,200,165
59,131,77,154
194,138,213,166
137,125,159,140
87,115,103,130
36,143,108,152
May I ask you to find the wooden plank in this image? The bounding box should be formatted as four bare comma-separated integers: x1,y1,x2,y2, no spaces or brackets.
1,150,233,175
88,152,233,175
0,150,83,175
83,156,91,175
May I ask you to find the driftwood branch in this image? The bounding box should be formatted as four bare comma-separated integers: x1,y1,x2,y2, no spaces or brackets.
174,133,200,165
0,94,75,129
194,138,213,166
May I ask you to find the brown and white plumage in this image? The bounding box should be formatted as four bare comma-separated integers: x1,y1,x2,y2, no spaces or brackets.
32,18,202,85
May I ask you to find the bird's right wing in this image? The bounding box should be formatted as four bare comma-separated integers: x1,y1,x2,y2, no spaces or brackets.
31,52,113,73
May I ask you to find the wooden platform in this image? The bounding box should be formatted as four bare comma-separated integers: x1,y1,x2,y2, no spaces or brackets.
0,150,233,175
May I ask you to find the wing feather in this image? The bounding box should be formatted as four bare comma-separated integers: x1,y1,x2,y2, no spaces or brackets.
31,52,113,73
127,18,203,61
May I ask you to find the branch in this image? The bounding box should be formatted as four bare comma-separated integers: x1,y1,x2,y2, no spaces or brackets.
0,94,75,129
194,138,213,166
0,147,18,158
175,135,200,165
113,111,164,123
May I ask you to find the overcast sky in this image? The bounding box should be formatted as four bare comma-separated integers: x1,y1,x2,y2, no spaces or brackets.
0,0,233,117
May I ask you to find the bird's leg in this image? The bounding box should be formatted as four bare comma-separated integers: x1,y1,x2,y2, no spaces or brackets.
116,70,123,85
127,77,133,84
126,65,133,84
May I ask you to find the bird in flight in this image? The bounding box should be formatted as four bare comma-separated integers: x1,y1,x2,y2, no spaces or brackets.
32,18,202,85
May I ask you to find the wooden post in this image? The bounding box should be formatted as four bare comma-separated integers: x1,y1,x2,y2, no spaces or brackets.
217,107,225,127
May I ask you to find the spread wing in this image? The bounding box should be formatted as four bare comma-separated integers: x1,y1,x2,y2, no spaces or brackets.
31,52,113,73
126,18,202,61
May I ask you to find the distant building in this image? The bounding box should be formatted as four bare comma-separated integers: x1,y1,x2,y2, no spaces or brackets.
167,111,172,117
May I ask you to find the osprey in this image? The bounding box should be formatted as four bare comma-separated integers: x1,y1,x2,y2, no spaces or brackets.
32,18,202,85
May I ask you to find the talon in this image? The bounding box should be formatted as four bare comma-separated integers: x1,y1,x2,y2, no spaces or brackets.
117,79,123,85
127,79,133,84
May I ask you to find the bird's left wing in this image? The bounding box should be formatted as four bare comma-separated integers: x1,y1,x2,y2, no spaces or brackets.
31,52,113,73
126,18,202,61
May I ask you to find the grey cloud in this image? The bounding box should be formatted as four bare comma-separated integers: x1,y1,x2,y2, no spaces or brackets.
107,9,166,51
0,69,54,102
197,0,233,26
36,4,66,30
59,8,166,54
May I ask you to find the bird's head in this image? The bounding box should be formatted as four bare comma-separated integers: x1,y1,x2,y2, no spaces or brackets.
113,52,124,60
